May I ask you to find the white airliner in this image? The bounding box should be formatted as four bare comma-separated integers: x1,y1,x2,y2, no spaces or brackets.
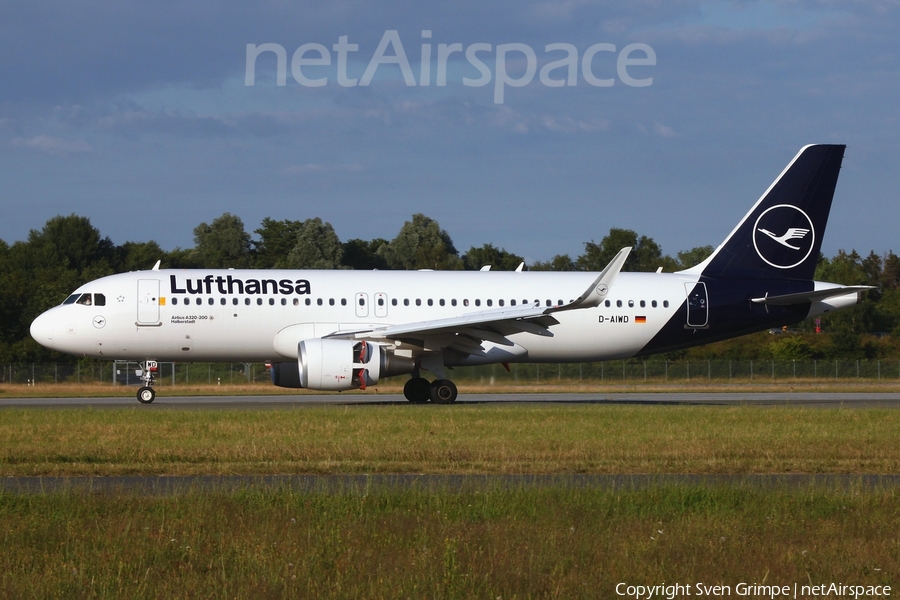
30,145,871,404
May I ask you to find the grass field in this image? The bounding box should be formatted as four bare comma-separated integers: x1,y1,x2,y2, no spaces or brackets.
1,404,898,476
1,401,897,597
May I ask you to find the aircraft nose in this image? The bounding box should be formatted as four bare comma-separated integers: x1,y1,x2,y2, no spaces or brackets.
30,311,56,350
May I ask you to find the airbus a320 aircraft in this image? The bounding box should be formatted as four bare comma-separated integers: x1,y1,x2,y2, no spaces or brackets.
31,145,871,404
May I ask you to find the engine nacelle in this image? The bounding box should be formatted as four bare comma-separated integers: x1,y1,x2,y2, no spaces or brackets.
270,339,415,391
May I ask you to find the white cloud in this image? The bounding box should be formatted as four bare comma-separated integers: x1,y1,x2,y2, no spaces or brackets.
283,163,363,175
12,135,92,155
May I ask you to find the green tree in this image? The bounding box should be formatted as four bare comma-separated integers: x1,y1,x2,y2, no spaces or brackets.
113,240,167,272
529,254,576,271
378,214,462,270
192,213,252,268
284,218,344,269
22,214,114,274
254,218,305,268
462,244,524,271
576,228,675,272
676,246,714,270
342,238,389,270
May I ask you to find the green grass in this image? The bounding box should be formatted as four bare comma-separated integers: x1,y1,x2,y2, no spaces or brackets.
1,404,899,476
0,484,895,599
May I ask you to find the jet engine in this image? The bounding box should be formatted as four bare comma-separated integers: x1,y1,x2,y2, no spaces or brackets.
270,339,414,391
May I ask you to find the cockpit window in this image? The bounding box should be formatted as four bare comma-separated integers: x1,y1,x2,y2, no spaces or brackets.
94,293,106,307
75,293,92,306
63,294,80,305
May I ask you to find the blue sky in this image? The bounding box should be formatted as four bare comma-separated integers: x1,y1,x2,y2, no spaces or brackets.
2,1,898,264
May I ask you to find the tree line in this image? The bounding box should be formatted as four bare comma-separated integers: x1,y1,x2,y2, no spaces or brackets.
2,213,899,363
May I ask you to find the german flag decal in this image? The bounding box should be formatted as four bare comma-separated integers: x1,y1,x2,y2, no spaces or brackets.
635,316,647,323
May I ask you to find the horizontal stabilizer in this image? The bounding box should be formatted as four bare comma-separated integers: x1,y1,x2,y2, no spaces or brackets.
751,285,874,306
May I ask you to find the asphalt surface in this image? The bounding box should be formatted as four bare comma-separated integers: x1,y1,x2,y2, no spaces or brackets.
2,392,900,408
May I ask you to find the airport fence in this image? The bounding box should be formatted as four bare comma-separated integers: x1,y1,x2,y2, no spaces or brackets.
4,359,900,386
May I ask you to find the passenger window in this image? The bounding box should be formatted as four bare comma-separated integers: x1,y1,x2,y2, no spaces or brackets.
94,294,106,307
464,299,469,306
341,298,347,306
663,300,669,308
652,300,657,308
616,300,622,308
317,298,323,306
628,300,634,308
209,298,214,306
392,299,398,306
221,298,226,306
487,299,493,307
499,299,504,307
185,298,191,305
245,298,251,306
605,300,610,307
172,298,179,305
510,299,516,306
416,299,421,306
558,299,563,306
329,298,334,306
281,298,287,306
545,300,551,307
640,300,645,308
257,298,263,305
293,298,299,306
427,299,433,306
404,299,409,306
475,299,481,307
451,299,457,307
305,298,311,306
233,298,238,306
378,298,384,306
358,298,365,306
439,299,445,306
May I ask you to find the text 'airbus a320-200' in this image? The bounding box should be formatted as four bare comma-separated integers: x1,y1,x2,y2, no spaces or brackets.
31,145,871,404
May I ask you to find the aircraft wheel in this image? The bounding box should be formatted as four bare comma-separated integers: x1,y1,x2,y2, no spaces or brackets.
403,377,431,403
137,386,156,404
430,379,458,404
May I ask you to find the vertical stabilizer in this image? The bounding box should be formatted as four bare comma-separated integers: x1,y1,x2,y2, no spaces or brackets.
692,144,845,280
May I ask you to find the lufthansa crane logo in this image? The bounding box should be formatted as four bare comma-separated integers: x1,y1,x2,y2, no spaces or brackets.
752,204,815,269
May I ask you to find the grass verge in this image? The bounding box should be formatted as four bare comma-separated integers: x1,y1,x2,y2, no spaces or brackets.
1,404,899,476
0,483,895,599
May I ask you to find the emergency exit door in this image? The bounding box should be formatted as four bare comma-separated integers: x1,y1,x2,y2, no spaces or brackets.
685,282,708,329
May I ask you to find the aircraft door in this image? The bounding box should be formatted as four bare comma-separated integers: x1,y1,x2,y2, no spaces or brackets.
684,282,709,329
355,293,369,318
374,293,388,318
137,279,161,325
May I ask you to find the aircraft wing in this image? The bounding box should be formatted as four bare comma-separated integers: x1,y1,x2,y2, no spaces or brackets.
326,247,632,355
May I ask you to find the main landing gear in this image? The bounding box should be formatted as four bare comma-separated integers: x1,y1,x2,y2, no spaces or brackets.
403,377,458,404
136,360,158,404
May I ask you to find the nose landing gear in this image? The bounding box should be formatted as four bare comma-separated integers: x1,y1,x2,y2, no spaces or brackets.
136,360,158,404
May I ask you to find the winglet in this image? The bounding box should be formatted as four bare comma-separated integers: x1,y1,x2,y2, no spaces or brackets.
151,260,161,271
549,247,631,313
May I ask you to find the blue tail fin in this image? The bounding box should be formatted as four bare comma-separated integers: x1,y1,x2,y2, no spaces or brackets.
694,144,845,280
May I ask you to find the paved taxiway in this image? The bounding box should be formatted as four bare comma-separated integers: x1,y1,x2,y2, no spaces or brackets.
1,392,900,408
